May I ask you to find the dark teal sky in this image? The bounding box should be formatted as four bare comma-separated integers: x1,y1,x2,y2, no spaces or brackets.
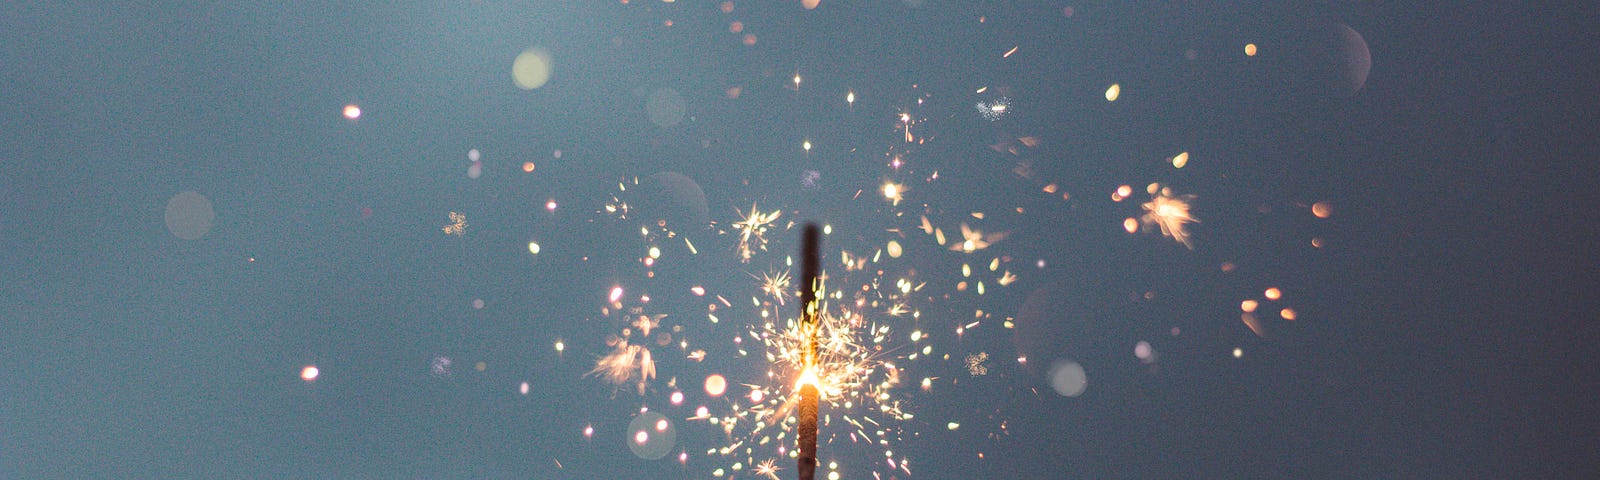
3,2,1597,478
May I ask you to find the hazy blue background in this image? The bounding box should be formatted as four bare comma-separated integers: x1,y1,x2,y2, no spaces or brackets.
3,2,1596,478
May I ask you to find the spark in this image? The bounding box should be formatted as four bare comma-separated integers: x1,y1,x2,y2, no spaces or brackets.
881,182,904,205
733,204,783,262
588,342,656,395
951,223,1007,253
758,269,793,305
755,458,782,480
442,211,467,236
1141,188,1199,248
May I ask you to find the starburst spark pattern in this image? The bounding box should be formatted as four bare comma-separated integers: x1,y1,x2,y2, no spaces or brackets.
731,204,784,262
1141,186,1199,248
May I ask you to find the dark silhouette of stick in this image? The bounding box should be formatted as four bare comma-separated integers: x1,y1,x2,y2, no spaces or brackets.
797,224,821,480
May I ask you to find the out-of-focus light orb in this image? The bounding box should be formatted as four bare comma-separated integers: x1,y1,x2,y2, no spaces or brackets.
802,140,812,151
472,298,485,309
742,33,757,46
1048,360,1087,397
828,472,841,480
1244,43,1258,56
947,422,959,430
522,161,536,173
609,286,624,303
627,411,675,460
670,391,684,405
846,90,855,104
749,389,763,403
527,242,541,255
545,200,558,211
1171,151,1189,168
1232,347,1244,358
555,340,565,352
882,182,899,200
1122,217,1139,233
466,162,482,179
1134,341,1153,361
696,405,709,417
468,149,481,162
300,365,319,381
886,240,903,258
647,246,661,259
720,1,734,13
165,191,216,240
1281,308,1298,320
474,361,487,372
1264,287,1282,300
583,424,594,438
1114,184,1132,200
1312,201,1333,218
519,382,530,395
646,87,687,127
1105,83,1121,101
1241,299,1259,312
802,0,820,9
342,104,361,119
705,374,727,397
512,47,553,90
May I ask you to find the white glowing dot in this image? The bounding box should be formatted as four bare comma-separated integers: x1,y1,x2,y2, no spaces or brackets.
1232,347,1244,358
948,422,960,430
527,242,541,255
519,382,530,394
555,340,565,352
803,140,812,151
545,200,558,211
656,418,669,431
750,389,763,403
1105,83,1121,101
342,104,361,119
828,472,840,480
846,91,855,104
584,425,594,438
300,365,319,381
468,149,480,162
648,246,661,259
609,286,624,303
635,431,649,444
690,286,705,296
670,391,684,405
696,405,709,417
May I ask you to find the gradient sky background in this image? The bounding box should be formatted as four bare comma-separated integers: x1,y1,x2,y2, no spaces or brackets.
3,2,1597,478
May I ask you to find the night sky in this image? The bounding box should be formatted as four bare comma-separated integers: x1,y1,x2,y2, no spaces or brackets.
3,2,1598,478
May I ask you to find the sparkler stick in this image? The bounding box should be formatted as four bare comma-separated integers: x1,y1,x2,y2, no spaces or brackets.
797,223,821,480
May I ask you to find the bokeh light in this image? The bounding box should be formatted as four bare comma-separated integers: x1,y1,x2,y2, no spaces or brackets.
512,47,553,90
341,104,360,119
1048,360,1087,397
626,411,676,460
300,365,319,382
704,373,727,396
164,191,215,241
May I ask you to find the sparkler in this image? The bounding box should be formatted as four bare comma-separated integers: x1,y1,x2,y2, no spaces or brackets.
796,223,822,480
